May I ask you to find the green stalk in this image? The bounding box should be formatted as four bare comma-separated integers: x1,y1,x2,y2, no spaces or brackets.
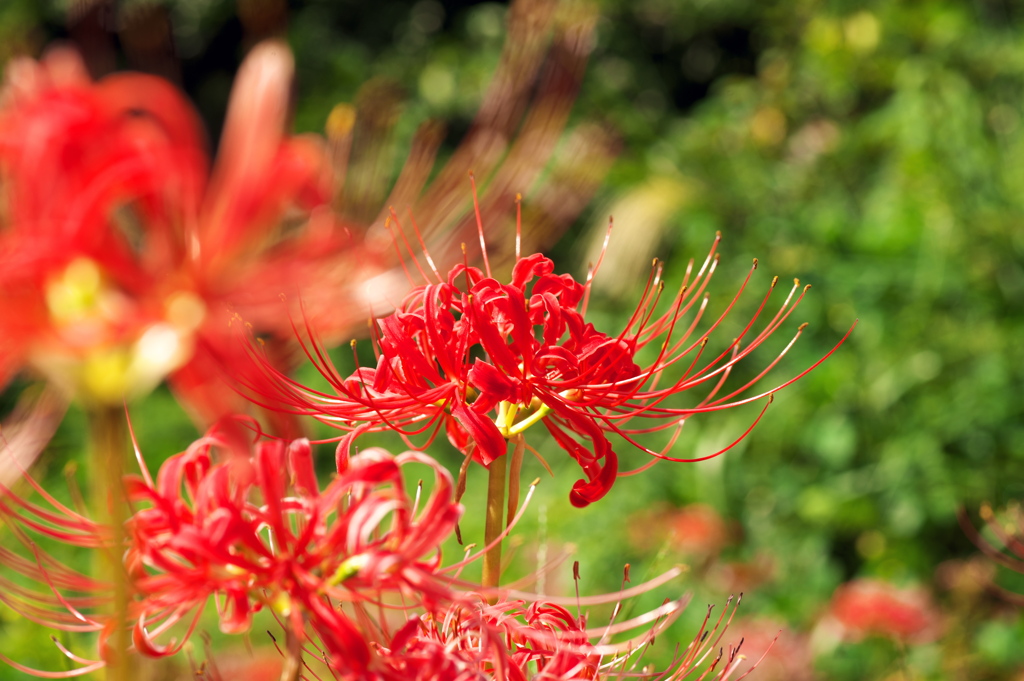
481,452,508,589
280,630,302,681
88,405,130,681
506,435,525,531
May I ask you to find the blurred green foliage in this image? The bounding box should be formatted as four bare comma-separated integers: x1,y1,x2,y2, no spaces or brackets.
563,1,1024,678
3,0,1024,679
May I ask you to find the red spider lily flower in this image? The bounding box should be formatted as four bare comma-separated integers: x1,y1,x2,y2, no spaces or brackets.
342,598,601,681
0,41,352,421
304,569,766,681
0,422,464,677
826,578,941,644
239,201,854,506
125,434,465,675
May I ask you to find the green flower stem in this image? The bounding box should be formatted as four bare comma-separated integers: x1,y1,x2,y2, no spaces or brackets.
280,629,302,681
507,434,526,532
88,405,129,681
482,452,508,590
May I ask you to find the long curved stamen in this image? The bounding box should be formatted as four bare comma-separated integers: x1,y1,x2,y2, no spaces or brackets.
469,172,491,279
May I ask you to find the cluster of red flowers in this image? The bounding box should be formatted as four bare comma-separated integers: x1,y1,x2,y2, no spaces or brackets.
0,2,852,678
0,421,763,680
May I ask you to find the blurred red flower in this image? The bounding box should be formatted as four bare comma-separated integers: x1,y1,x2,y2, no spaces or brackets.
707,553,777,595
728,618,815,681
827,578,942,644
627,502,731,557
193,648,284,681
0,41,363,423
666,503,732,558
